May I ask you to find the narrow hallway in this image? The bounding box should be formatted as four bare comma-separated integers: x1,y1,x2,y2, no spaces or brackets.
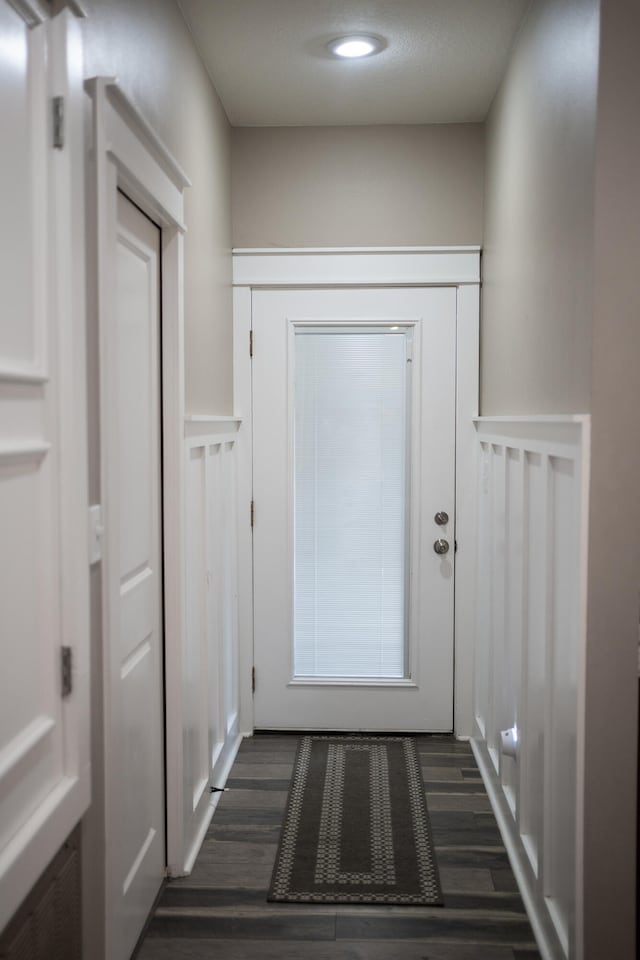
137,735,539,958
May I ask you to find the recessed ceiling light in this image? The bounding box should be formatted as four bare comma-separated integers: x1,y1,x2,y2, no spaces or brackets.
327,35,385,59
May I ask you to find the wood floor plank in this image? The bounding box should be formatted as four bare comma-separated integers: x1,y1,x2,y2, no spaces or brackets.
137,937,521,959
185,840,276,865
226,778,292,792
429,811,504,847
461,768,484,780
421,766,464,781
217,789,288,810
146,908,336,941
442,892,526,913
416,741,474,754
178,861,274,888
426,793,493,812
231,762,295,779
160,887,270,909
208,823,283,844
416,754,480,768
438,866,495,892
241,736,300,750
434,848,511,870
212,807,285,826
335,912,537,945
491,869,520,893
422,779,488,794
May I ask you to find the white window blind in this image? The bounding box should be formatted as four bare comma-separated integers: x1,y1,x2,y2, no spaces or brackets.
294,329,410,678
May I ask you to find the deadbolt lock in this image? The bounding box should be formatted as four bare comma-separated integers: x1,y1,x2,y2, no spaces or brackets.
434,511,449,526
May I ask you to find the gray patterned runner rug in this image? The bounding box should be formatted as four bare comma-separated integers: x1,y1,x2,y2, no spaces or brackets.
268,735,443,905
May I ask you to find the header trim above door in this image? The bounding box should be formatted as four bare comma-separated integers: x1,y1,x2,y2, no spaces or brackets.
232,247,481,288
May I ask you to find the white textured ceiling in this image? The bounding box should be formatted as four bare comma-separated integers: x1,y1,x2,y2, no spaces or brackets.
177,0,529,126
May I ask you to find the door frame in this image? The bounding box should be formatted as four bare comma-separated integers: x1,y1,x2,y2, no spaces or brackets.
232,247,480,737
86,78,191,942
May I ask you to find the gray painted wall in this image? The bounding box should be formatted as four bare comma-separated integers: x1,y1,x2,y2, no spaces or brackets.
84,0,233,415
231,125,484,248
481,0,599,415
583,0,640,954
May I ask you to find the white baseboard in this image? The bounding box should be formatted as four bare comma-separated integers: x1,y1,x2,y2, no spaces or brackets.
180,732,244,877
471,737,566,960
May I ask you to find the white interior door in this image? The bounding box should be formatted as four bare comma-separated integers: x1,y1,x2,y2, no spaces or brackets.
252,288,456,731
106,192,165,960
0,6,89,933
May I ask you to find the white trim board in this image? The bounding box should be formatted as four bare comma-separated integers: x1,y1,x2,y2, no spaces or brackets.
234,246,481,252
232,247,480,737
233,246,480,288
184,416,242,442
471,738,563,960
182,732,244,875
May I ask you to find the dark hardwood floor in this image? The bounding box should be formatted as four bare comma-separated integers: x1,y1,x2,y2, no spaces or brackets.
137,735,540,959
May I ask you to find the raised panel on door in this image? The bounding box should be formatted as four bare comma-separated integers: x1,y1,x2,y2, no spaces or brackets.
108,193,164,960
0,1,47,382
252,287,456,732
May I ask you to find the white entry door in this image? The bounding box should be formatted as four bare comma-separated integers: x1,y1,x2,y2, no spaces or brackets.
105,192,165,960
252,287,456,731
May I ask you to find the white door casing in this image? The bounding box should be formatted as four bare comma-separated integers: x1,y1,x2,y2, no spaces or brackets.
105,192,165,960
0,5,90,934
86,77,191,949
232,248,480,737
252,287,456,731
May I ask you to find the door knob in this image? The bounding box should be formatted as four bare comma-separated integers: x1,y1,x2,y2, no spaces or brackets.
433,539,450,555
434,511,449,526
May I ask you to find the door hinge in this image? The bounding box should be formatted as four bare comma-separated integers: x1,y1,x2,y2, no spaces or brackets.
52,96,64,150
250,500,254,527
249,329,254,358
61,646,72,697
252,666,256,693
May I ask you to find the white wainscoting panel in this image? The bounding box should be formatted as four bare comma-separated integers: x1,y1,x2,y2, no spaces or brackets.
181,418,242,873
472,417,589,960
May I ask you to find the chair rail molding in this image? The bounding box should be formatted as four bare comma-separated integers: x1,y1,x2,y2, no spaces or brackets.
472,415,590,960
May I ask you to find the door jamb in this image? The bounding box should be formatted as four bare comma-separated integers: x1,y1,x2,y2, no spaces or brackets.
232,247,480,738
86,78,191,937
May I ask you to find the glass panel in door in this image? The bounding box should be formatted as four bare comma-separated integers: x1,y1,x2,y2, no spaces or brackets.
294,329,411,679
